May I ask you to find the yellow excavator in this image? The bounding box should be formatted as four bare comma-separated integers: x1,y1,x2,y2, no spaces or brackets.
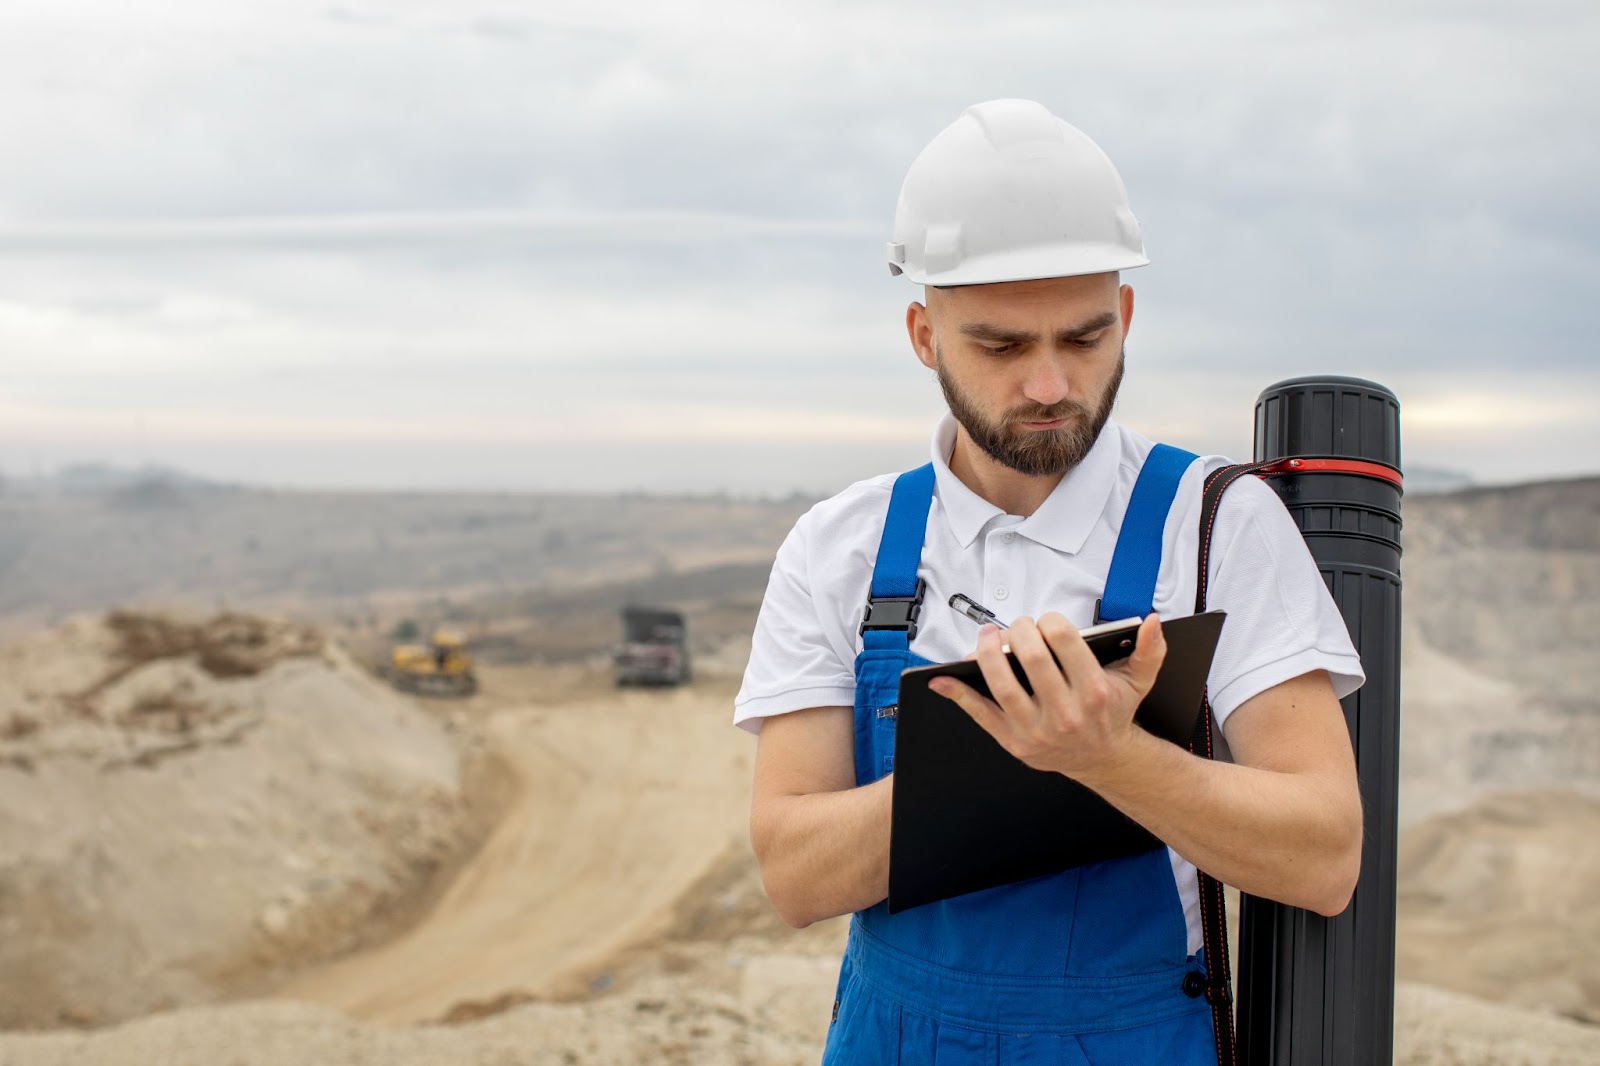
383,629,478,697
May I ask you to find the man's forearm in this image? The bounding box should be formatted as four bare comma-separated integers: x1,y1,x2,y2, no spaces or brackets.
751,775,893,928
1076,729,1362,915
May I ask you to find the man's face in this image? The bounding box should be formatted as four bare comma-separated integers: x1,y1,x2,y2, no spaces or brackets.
935,342,1124,478
914,274,1131,478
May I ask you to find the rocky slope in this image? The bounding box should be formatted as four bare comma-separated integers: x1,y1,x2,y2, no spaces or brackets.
0,611,482,1028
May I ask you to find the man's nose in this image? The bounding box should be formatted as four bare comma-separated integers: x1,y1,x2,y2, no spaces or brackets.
1021,355,1072,407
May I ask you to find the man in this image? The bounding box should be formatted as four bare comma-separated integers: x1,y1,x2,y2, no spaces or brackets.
735,99,1365,1064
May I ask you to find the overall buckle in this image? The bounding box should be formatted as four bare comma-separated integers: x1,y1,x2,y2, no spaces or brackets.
860,578,927,641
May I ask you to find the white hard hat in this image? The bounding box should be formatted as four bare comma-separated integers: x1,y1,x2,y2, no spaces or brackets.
887,99,1148,286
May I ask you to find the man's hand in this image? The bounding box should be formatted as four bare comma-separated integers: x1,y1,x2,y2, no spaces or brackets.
929,613,1167,780
934,616,1362,915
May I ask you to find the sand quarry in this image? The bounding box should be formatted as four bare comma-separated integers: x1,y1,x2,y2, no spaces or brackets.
0,478,1597,1064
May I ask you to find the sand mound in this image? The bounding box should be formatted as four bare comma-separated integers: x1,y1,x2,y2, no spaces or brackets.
0,982,829,1066
1394,981,1600,1065
0,611,477,1029
276,674,762,1024
0,903,1594,1065
1397,789,1600,1025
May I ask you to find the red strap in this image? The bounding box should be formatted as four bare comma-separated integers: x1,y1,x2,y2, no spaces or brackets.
1255,456,1403,487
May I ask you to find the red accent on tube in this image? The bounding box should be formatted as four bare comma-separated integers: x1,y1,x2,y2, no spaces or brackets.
1256,457,1403,488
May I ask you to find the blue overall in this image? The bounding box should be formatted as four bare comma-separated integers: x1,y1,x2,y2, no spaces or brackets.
824,446,1218,1065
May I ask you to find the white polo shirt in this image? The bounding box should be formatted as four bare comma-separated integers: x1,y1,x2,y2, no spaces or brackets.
735,412,1364,952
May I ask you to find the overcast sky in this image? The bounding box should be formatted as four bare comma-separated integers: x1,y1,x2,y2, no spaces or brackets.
2,0,1596,494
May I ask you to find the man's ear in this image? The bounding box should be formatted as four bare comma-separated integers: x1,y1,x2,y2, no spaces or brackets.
1119,283,1135,341
907,300,937,371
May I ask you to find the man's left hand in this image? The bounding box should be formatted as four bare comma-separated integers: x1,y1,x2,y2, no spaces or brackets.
928,613,1167,780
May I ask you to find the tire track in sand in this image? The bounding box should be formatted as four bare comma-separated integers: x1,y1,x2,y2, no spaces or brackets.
276,677,754,1024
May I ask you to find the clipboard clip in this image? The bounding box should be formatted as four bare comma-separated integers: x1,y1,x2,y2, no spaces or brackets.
860,578,927,641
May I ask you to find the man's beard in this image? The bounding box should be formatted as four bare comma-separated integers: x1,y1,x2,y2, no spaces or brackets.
935,346,1125,478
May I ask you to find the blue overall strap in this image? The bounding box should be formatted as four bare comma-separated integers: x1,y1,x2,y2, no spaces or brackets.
860,463,936,652
1097,443,1199,623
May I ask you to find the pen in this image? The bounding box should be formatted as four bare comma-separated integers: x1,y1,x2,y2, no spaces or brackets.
948,593,1010,630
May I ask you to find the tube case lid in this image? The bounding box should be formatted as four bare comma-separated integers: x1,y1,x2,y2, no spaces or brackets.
1254,376,1401,473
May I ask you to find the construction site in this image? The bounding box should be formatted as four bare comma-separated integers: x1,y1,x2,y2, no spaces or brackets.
0,473,1596,1064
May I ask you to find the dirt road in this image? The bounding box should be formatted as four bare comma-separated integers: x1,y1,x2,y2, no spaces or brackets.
276,671,756,1024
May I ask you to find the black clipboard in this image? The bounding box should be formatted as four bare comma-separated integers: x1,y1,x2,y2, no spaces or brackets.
887,610,1226,914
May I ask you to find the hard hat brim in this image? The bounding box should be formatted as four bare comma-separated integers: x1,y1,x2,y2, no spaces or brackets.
892,242,1150,287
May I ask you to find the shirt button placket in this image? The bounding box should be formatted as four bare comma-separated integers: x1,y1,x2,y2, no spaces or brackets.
990,526,1017,607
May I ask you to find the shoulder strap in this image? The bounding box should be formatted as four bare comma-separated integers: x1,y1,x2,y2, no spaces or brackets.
1191,460,1272,1066
1098,443,1199,623
1194,461,1271,615
860,464,936,652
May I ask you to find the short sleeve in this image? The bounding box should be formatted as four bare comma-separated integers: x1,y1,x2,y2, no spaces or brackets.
1202,474,1366,729
733,513,857,734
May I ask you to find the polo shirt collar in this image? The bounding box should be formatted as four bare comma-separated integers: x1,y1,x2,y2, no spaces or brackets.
929,411,1122,555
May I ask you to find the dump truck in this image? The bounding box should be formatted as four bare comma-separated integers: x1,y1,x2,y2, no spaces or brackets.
614,607,690,686
383,628,478,697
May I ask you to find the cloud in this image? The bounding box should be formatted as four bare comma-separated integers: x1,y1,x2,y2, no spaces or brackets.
0,209,876,252
0,0,1596,490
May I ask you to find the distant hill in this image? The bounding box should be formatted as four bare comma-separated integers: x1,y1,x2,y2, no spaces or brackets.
1398,475,1600,825
0,482,810,627
1403,465,1475,494
4,463,232,497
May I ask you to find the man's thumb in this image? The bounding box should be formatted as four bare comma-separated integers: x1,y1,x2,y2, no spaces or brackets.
1127,615,1167,694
